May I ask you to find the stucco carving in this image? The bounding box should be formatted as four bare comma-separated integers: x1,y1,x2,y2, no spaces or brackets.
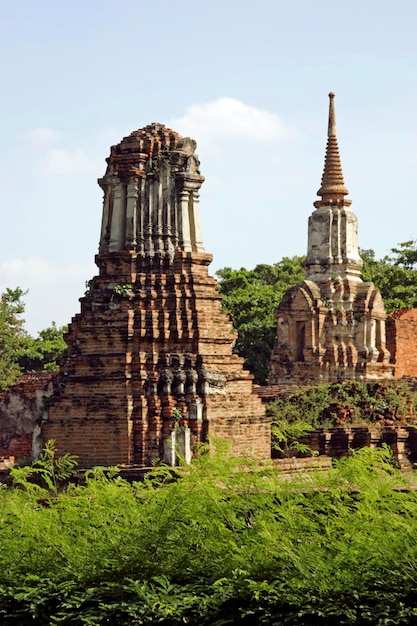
270,94,393,385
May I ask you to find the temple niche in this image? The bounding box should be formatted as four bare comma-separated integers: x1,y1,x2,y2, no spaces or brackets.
269,94,393,385
43,124,270,467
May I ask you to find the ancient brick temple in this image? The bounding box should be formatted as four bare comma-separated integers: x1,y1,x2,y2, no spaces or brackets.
43,124,269,466
269,93,393,385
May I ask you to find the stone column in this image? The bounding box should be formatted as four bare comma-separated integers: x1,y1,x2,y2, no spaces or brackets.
368,318,379,363
137,177,145,256
163,427,192,466
125,182,138,249
189,191,204,252
331,207,342,265
109,182,125,252
161,163,172,256
98,181,110,252
178,189,192,251
144,179,154,258
150,179,161,256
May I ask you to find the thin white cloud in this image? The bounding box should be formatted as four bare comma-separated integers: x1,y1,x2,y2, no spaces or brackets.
24,128,100,176
41,148,100,176
169,97,289,147
26,127,62,145
0,256,97,335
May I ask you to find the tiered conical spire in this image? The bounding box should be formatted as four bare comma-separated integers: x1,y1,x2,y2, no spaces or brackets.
304,91,361,279
270,92,393,388
316,92,349,204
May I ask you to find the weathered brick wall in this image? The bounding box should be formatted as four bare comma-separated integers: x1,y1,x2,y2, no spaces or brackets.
271,425,416,470
42,124,272,466
204,388,271,458
0,372,56,463
44,250,270,466
387,309,417,379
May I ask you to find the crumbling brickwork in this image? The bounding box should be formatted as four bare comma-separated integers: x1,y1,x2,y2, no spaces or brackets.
272,425,417,470
43,124,269,467
0,372,56,463
269,280,393,384
387,309,417,378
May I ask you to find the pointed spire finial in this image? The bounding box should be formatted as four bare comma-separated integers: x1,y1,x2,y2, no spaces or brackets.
315,92,350,206
328,92,336,137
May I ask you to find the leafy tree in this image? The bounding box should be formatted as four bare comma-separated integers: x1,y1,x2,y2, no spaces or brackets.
19,321,67,372
361,240,417,311
0,287,27,391
0,287,67,390
216,256,304,384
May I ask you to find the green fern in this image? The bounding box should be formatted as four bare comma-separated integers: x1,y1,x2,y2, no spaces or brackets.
10,439,78,495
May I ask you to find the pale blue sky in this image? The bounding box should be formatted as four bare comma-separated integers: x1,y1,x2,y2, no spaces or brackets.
1,0,417,334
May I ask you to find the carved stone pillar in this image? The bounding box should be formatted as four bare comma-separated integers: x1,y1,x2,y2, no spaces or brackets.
125,181,138,249
109,182,125,252
178,188,192,251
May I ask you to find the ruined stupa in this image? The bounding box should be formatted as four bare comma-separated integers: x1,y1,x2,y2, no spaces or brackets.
269,93,393,384
43,124,270,466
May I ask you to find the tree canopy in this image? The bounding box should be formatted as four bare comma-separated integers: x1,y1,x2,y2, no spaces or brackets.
18,321,67,373
0,287,27,391
361,240,417,311
0,288,67,391
216,257,305,384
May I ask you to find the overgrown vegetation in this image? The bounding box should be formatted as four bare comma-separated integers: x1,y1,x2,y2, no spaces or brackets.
11,440,78,495
1,443,417,624
271,419,316,457
266,379,417,429
2,244,417,623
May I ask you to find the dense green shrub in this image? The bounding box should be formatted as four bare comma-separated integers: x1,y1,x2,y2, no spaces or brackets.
1,443,417,624
266,379,417,428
